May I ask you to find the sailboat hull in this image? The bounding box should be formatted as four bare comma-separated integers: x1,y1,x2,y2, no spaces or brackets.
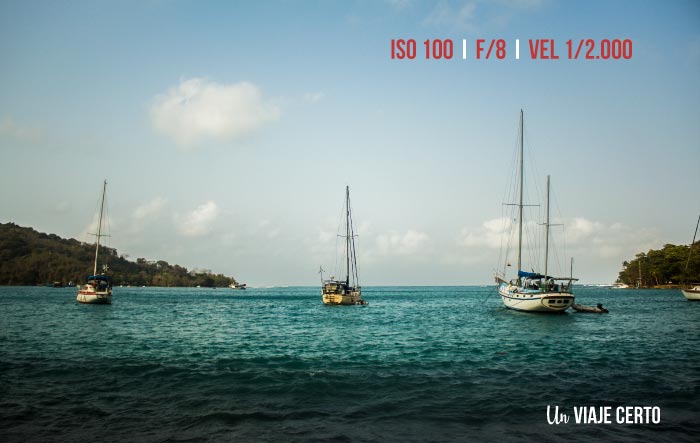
322,291,365,305
681,288,700,301
498,282,574,313
77,290,112,304
323,294,365,305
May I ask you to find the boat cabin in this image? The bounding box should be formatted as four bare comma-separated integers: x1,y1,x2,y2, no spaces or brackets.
85,274,112,291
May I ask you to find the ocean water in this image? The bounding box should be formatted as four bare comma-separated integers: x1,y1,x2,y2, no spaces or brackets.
1,286,698,442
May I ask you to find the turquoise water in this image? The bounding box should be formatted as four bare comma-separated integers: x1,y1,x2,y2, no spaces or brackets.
1,286,698,442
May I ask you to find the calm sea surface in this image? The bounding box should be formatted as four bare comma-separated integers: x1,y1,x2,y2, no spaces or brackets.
1,286,698,442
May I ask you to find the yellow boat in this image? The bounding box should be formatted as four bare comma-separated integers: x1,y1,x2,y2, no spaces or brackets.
321,186,367,306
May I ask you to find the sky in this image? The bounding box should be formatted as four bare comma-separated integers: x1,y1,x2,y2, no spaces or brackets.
1,0,699,286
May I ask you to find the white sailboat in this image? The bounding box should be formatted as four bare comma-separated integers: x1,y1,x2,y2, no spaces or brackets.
321,186,366,305
494,110,577,312
77,180,113,304
681,213,700,301
682,287,700,300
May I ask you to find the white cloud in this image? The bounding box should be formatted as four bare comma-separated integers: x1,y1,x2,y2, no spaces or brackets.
127,197,168,235
460,216,660,261
458,217,513,249
302,91,325,103
448,215,662,283
150,78,279,146
374,229,430,256
565,217,603,244
133,197,167,221
178,201,219,237
0,115,42,143
564,217,659,259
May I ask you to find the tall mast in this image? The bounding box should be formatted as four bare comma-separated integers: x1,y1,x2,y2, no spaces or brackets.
544,175,551,286
345,185,350,286
570,257,573,281
517,109,524,276
94,179,107,276
683,213,700,278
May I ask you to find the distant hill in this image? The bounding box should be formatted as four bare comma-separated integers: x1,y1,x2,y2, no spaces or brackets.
617,242,700,287
0,222,237,287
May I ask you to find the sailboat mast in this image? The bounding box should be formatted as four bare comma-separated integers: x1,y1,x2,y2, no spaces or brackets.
94,179,107,276
517,110,524,276
345,185,350,286
683,213,700,275
544,175,550,285
570,257,574,280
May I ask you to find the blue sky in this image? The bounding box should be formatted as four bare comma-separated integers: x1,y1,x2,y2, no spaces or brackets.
1,0,699,285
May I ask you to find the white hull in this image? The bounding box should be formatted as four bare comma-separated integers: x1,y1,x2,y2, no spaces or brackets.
77,290,112,304
498,282,574,313
682,288,700,301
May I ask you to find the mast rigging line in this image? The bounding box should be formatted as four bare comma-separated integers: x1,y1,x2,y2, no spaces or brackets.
682,213,700,283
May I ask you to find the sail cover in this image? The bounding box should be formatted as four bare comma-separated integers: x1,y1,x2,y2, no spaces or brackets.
518,270,545,279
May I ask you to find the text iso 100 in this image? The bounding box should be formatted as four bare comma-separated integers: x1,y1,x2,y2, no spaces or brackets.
391,39,454,59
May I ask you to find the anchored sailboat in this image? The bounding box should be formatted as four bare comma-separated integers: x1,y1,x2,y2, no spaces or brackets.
494,110,577,312
321,186,366,305
77,180,113,304
681,213,700,301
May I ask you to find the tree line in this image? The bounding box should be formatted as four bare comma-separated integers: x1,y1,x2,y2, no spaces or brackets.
0,222,237,287
617,242,700,287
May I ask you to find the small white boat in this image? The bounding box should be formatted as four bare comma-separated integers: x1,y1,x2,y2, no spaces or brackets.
321,186,367,306
229,282,247,290
494,111,576,313
77,180,112,304
681,213,700,301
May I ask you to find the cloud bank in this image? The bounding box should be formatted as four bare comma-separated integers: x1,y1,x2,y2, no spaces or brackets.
133,197,167,221
178,201,219,237
459,216,660,260
374,229,431,256
150,78,279,146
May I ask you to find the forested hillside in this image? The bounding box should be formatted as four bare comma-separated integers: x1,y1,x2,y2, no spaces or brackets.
617,243,700,287
0,222,236,287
